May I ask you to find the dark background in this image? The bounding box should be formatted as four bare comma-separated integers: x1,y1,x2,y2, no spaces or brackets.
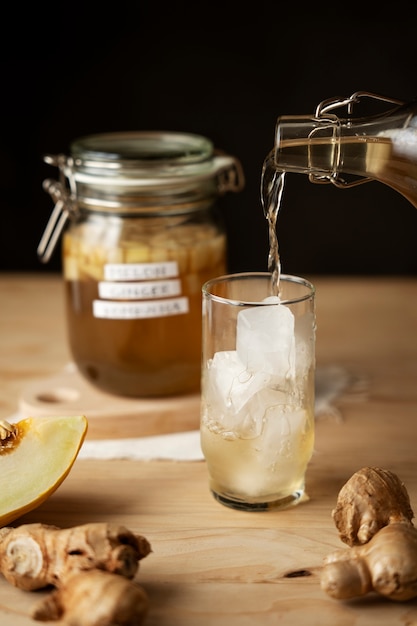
2,6,417,276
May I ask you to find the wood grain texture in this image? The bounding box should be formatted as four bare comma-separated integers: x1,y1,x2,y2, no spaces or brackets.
1,273,417,624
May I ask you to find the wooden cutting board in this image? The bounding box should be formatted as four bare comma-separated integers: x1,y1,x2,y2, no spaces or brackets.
19,364,201,440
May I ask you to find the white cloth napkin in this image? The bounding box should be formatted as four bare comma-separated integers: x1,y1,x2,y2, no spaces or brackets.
79,429,203,461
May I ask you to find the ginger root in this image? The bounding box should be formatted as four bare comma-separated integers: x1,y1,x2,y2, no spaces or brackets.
31,569,149,626
321,467,417,602
0,522,151,625
332,466,414,546
0,522,151,591
322,522,417,601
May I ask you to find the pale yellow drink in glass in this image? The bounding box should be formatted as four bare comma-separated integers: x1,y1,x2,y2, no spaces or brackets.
200,272,315,511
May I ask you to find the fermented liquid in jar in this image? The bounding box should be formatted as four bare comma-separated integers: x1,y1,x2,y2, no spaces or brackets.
63,212,225,397
40,131,244,397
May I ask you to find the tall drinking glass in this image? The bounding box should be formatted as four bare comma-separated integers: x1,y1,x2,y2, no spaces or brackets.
200,272,316,511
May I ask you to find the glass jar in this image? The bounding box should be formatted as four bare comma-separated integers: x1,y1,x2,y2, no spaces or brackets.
39,131,244,398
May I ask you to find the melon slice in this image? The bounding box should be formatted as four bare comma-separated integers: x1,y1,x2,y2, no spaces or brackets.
0,415,88,526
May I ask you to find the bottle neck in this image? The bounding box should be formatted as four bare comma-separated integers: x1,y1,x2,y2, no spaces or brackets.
274,101,417,208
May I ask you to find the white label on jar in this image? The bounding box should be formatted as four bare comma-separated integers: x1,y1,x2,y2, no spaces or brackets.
93,297,189,319
98,279,182,300
104,261,179,281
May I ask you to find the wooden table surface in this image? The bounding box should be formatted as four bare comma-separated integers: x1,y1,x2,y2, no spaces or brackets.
1,272,417,625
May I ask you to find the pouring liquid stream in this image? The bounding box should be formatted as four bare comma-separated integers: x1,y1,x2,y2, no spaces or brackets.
261,150,286,297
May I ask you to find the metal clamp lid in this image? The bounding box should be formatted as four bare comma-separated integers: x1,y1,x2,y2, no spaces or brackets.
37,155,77,263
38,133,245,263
